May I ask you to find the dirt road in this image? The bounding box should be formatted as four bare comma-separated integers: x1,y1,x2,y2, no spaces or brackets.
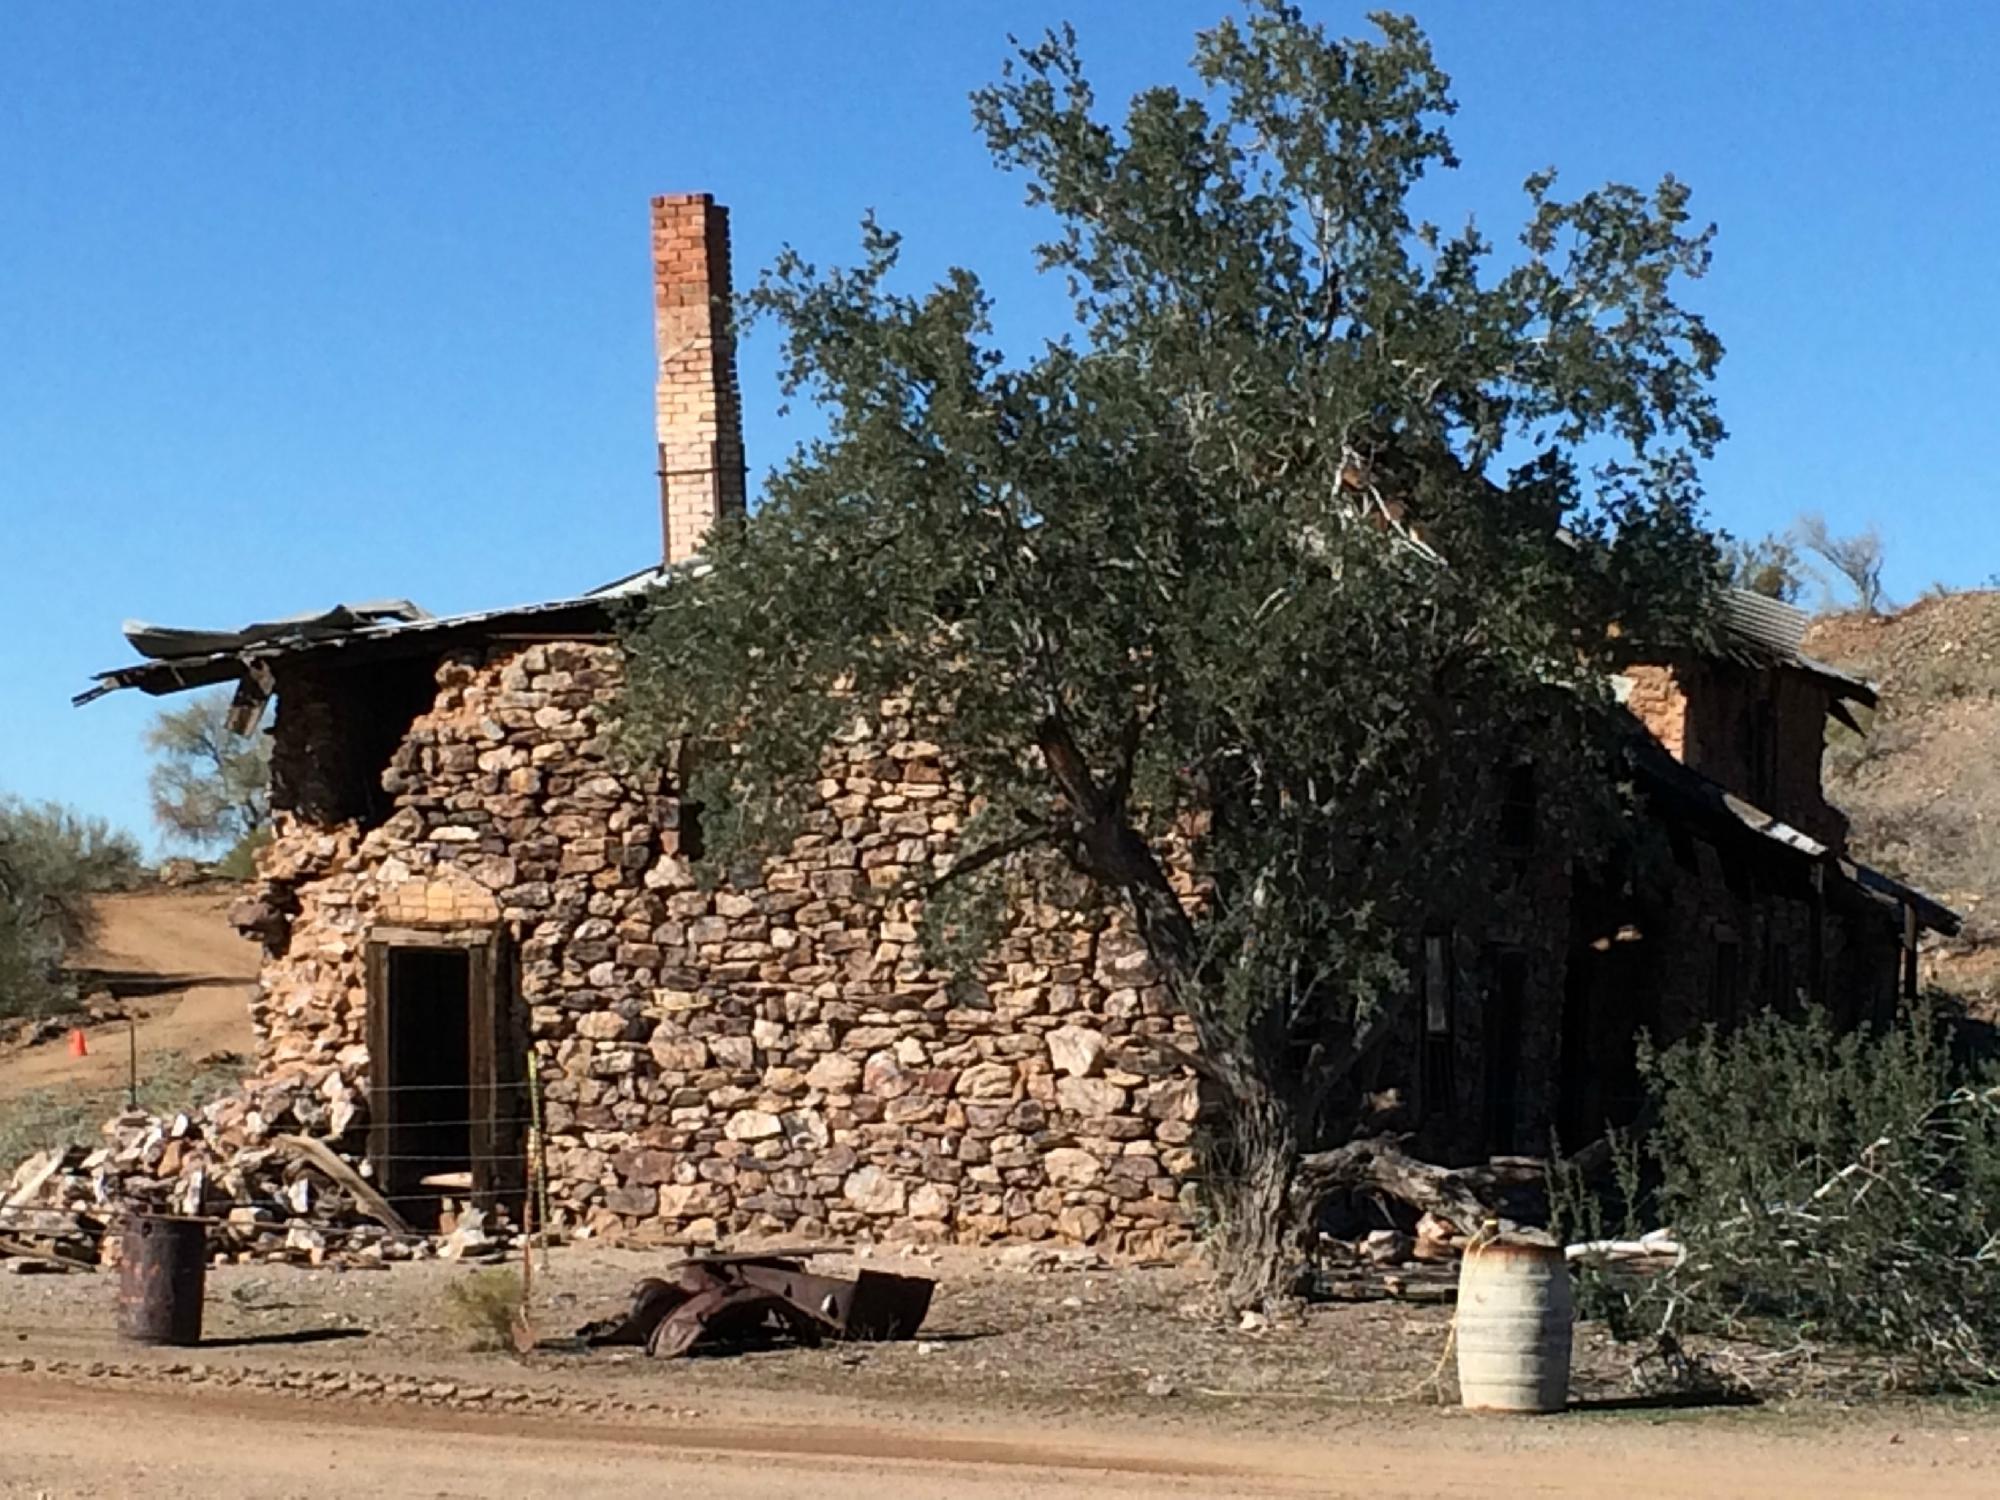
0,885,256,1099
0,1372,1993,1499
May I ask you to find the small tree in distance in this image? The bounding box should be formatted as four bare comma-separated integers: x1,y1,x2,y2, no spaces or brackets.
0,798,144,1018
622,3,1726,1304
1722,533,1803,602
1794,511,1888,615
146,689,271,856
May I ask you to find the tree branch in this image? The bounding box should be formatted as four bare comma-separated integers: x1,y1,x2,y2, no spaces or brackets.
924,824,1050,892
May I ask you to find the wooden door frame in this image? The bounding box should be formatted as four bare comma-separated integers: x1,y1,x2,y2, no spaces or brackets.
364,925,517,1211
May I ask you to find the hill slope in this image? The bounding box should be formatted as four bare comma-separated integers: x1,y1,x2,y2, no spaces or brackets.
0,885,256,1100
1805,591,2000,1000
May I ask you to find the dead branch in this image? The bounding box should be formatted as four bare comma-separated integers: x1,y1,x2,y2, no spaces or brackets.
1295,1135,1506,1232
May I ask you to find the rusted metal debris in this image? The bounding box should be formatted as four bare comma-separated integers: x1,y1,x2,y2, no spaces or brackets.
578,1250,934,1359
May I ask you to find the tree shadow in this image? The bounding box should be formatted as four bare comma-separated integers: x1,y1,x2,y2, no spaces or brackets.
71,970,248,999
1568,1387,1761,1413
198,1328,368,1349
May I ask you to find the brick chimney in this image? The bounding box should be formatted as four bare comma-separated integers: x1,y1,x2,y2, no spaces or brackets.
652,193,745,564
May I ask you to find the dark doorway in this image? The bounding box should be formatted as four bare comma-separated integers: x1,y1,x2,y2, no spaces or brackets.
1484,950,1527,1155
1557,944,1595,1153
365,930,518,1230
384,948,471,1215
1557,881,1658,1152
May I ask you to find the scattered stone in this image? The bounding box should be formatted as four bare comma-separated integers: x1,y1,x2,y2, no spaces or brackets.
1361,1228,1416,1266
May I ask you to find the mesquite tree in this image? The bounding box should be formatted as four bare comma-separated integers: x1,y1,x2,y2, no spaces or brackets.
146,688,272,852
622,4,1724,1305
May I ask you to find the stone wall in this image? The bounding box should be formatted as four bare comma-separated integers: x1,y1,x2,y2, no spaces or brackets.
1621,663,1691,761
1619,658,1847,849
246,642,1202,1255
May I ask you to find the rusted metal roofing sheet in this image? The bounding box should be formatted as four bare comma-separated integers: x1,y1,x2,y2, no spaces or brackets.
1632,742,1960,936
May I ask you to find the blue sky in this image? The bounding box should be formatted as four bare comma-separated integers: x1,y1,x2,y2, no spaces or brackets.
3,2,1996,850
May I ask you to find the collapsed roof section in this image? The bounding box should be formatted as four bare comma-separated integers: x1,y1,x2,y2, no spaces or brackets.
73,567,674,711
1630,740,1959,938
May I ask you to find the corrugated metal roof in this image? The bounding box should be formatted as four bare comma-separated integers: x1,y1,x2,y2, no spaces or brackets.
1721,588,1811,657
72,575,677,706
1632,742,1960,936
1719,588,1878,708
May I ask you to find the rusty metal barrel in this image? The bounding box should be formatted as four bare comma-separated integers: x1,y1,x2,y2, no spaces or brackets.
117,1214,207,1346
1455,1238,1574,1413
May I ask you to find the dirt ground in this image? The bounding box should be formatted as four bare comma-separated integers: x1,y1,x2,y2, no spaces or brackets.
5,1373,1998,1500
2,890,1998,1492
1805,594,2000,1003
2,1244,1997,1497
0,884,258,1101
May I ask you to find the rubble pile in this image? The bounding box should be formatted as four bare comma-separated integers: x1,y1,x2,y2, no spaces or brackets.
0,1072,510,1271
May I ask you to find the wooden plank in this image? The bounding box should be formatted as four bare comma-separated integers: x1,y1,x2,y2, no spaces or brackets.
469,939,497,1206
364,940,391,1203
273,1134,413,1236
2,1152,64,1212
0,1235,91,1272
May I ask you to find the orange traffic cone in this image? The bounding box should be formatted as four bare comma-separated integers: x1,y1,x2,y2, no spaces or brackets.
67,1027,88,1058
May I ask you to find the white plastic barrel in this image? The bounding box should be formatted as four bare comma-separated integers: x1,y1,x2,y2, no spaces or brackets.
1454,1239,1574,1412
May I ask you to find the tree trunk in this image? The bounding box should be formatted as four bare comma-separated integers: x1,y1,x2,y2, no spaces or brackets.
1209,1079,1306,1309
1031,716,1470,1304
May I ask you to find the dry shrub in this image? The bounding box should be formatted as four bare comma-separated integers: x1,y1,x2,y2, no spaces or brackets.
1558,1004,2000,1393
442,1267,523,1352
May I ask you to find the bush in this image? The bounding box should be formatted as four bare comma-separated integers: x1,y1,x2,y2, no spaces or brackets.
442,1267,524,1352
214,825,273,882
0,798,146,1020
1558,1004,2000,1390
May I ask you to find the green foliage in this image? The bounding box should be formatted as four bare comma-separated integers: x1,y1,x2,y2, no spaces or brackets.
621,3,1726,1300
146,688,271,852
0,1056,243,1167
0,798,146,1021
442,1267,524,1352
1721,533,1803,602
1548,1127,1650,1334
1569,1005,2000,1390
214,824,275,882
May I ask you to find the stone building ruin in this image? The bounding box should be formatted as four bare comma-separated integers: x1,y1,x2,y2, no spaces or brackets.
80,193,1958,1252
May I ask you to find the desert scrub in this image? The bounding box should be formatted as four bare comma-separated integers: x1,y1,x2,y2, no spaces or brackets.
0,798,145,1020
442,1267,524,1351
0,1057,244,1167
1558,1004,2000,1391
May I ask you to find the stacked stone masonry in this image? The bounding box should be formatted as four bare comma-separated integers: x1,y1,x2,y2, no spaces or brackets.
249,643,1203,1255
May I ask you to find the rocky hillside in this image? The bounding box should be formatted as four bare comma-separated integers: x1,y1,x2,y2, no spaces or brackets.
1805,591,2000,1002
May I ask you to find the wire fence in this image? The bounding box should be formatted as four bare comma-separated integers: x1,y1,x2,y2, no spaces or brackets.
1,1052,563,1240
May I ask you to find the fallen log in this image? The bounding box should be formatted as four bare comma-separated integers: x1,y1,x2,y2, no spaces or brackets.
1295,1135,1509,1233
1565,1230,1684,1263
